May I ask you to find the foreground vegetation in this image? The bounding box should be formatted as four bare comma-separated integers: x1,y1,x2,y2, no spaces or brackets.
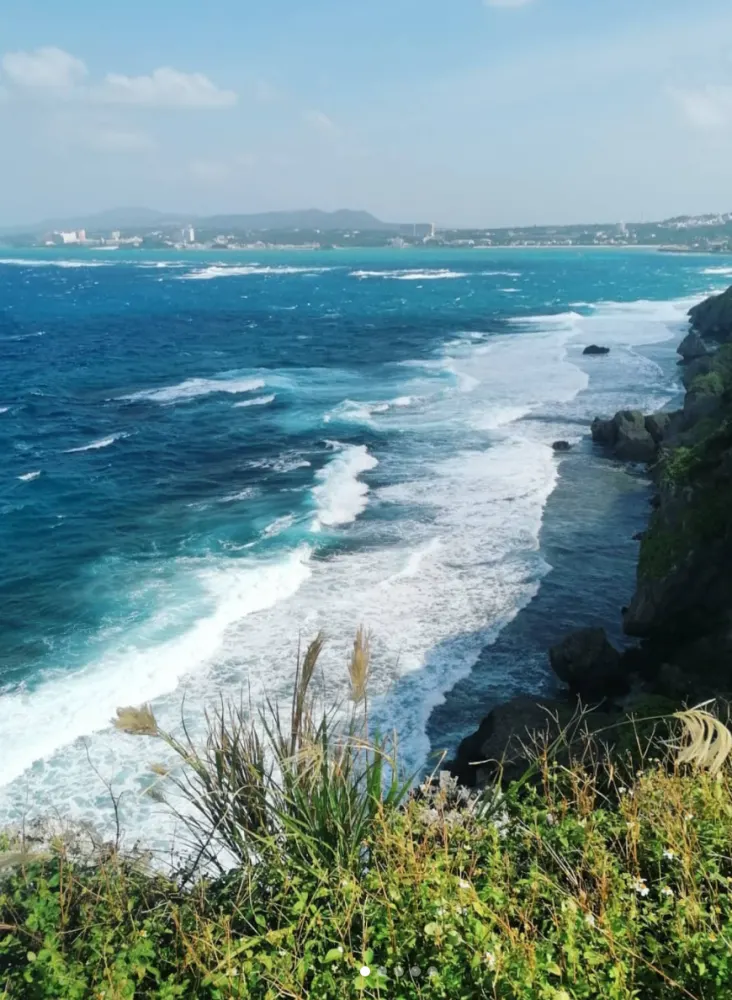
2,634,732,999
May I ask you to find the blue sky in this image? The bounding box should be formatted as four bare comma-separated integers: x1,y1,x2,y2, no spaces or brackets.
2,0,732,227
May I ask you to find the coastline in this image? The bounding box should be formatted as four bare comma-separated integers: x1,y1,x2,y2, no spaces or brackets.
429,327,686,773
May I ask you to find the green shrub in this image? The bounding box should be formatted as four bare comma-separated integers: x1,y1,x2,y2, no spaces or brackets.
3,657,732,999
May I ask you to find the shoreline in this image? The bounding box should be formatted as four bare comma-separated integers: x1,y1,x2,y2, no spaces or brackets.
429,330,684,773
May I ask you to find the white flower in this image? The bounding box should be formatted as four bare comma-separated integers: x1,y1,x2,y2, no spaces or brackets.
584,913,596,928
458,878,470,890
428,966,439,977
485,951,496,969
393,965,404,978
684,812,694,821
618,787,627,795
359,966,371,978
546,812,556,826
632,878,650,897
661,886,674,897
409,965,421,978
663,849,676,860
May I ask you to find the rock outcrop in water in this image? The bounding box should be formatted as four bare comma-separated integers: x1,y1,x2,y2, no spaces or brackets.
449,285,732,787
583,344,610,355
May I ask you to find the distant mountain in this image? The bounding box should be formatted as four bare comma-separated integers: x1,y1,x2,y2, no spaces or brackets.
0,207,399,236
200,209,398,232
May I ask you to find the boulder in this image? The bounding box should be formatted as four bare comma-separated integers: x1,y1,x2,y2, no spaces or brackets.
592,410,658,462
591,416,617,447
549,627,626,699
552,440,572,452
612,410,658,463
677,331,710,362
448,695,618,787
583,345,610,356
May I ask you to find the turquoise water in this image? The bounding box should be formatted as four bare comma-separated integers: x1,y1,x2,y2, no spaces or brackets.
0,246,729,840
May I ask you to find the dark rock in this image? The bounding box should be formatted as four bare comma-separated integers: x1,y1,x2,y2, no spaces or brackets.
583,345,610,356
552,440,572,452
688,285,732,343
677,330,710,362
613,410,658,463
549,627,626,699
591,416,617,447
449,695,618,787
633,531,646,542
592,410,659,463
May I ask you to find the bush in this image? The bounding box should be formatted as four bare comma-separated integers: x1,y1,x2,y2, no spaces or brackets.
3,649,732,999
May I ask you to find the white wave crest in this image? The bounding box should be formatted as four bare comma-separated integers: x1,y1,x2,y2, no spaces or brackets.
65,434,124,454
701,266,732,276
181,265,333,280
0,546,313,789
0,258,109,268
325,395,417,425
234,394,276,408
0,407,9,414
18,471,40,481
351,269,468,281
264,514,296,537
122,376,265,404
312,444,378,529
482,270,522,277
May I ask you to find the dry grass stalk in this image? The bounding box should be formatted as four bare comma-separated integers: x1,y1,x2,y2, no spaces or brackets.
349,626,371,705
113,704,158,737
290,632,325,756
672,705,732,775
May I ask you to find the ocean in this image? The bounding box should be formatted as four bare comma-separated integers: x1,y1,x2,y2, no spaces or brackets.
0,246,729,845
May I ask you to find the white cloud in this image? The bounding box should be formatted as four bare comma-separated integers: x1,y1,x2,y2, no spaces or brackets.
303,109,338,133
484,0,534,7
0,49,236,109
2,47,87,90
672,85,732,129
96,67,237,108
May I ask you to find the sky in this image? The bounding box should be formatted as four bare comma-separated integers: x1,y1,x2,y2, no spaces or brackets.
2,0,732,228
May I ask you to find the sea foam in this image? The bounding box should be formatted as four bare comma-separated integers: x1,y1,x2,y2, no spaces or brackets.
234,394,276,408
0,546,313,790
65,434,124,454
312,444,378,529
122,377,265,404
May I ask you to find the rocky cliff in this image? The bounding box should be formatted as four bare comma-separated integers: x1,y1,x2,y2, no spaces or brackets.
449,287,732,785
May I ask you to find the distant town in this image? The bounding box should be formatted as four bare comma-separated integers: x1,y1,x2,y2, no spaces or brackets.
3,208,732,253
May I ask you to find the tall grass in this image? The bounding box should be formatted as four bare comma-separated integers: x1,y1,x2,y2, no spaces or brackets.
124,631,413,878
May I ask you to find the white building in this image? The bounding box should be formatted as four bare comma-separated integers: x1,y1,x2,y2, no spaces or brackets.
182,226,195,243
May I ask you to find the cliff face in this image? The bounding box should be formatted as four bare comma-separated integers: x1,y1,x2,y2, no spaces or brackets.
624,327,732,699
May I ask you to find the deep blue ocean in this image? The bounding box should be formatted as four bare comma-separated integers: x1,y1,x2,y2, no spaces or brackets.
1,246,730,841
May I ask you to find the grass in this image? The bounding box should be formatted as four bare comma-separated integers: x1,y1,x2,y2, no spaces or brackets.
3,640,732,999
